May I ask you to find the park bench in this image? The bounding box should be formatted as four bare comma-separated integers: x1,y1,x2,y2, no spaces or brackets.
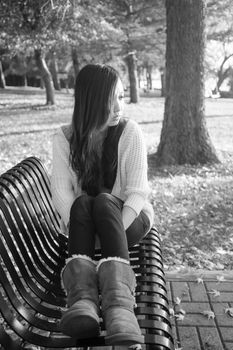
0,157,174,350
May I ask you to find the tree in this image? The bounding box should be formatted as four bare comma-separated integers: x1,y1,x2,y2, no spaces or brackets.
136,11,166,94
101,0,165,103
156,0,219,165
125,51,139,101
205,0,233,94
0,0,63,104
0,47,6,88
49,51,61,91
137,30,166,94
54,1,123,81
0,0,99,102
0,60,5,88
206,41,233,94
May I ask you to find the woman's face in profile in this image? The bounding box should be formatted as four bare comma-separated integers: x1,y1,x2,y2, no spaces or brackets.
108,79,125,127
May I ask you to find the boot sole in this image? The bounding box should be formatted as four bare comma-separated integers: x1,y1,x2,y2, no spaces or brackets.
105,333,144,346
60,313,100,339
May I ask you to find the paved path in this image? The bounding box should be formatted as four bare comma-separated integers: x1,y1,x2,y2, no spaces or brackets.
166,270,233,350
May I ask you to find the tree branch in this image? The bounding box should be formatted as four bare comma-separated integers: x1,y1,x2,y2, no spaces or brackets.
219,53,233,74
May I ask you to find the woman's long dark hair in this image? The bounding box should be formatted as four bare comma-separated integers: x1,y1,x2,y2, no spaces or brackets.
70,64,120,195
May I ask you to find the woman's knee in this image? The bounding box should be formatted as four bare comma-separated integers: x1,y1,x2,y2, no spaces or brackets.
70,194,93,219
93,193,122,217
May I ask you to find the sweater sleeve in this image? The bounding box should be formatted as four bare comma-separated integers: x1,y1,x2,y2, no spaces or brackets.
51,131,77,227
123,121,151,216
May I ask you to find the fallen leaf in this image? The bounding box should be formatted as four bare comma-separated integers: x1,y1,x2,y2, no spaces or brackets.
225,307,233,317
174,296,181,305
207,289,221,297
175,313,185,321
216,275,225,283
202,310,215,320
169,308,175,317
196,277,204,284
179,308,186,315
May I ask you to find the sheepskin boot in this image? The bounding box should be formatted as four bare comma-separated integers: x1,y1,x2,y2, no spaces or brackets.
60,255,100,339
98,258,144,346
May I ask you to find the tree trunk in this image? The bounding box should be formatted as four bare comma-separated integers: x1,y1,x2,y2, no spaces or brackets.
228,69,233,94
22,74,27,87
125,52,139,103
34,49,55,105
40,78,45,89
71,47,80,79
0,60,6,88
160,67,166,97
137,66,142,89
156,0,219,165
146,65,152,90
50,52,61,91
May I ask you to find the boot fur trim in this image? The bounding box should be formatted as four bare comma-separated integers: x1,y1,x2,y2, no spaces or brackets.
61,254,96,289
96,257,129,272
129,344,142,350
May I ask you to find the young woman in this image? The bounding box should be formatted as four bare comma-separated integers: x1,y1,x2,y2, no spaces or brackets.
51,64,154,346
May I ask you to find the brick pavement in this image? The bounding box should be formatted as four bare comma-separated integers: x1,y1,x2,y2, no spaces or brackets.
166,270,233,350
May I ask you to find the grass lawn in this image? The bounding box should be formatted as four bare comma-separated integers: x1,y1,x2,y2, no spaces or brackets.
0,86,233,271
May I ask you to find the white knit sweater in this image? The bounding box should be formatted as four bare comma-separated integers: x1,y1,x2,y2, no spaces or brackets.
51,118,154,234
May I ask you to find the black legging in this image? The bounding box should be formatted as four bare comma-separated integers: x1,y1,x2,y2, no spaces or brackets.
68,193,149,260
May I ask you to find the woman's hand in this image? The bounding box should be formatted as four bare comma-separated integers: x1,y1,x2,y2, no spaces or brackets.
122,205,137,230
